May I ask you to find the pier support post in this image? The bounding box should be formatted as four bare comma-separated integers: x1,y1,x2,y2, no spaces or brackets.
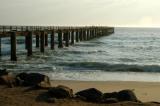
25,35,28,50
10,32,17,61
45,33,48,46
83,30,86,41
76,29,79,42
88,29,91,40
95,28,98,37
99,29,102,36
40,31,45,53
71,30,75,45
36,33,40,48
91,29,94,39
104,29,107,35
92,29,94,38
58,30,63,48
79,30,82,41
80,29,84,41
101,29,104,36
94,29,96,38
0,37,1,56
68,31,71,42
50,31,55,50
65,31,69,47
27,31,32,56
86,29,89,40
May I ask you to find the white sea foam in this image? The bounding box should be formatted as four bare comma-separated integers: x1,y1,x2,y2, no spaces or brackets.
45,71,160,82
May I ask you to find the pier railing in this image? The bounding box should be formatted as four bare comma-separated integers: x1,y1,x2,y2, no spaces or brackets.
0,26,114,61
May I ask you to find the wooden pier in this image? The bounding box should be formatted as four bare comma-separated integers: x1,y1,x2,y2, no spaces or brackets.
0,26,114,61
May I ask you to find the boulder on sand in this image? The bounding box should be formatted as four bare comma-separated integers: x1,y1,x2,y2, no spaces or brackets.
102,90,140,103
102,92,118,99
48,85,73,99
0,69,16,88
102,98,118,104
75,88,102,102
0,69,8,76
16,73,51,88
117,89,140,102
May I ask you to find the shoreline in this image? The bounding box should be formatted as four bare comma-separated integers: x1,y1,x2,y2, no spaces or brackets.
51,79,160,83
46,71,160,82
51,80,160,102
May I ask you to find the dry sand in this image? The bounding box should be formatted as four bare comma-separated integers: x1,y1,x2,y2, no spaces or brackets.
0,80,160,106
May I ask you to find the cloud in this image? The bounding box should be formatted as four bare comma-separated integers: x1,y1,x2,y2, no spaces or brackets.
0,0,160,27
139,17,153,26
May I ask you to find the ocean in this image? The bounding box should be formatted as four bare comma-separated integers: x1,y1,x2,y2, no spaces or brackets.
1,27,160,82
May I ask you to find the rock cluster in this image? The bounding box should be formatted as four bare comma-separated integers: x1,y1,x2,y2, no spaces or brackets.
0,69,16,87
48,85,73,99
75,88,140,103
0,69,141,104
0,69,51,88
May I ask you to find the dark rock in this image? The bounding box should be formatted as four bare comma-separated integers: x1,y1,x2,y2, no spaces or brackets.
102,98,118,104
0,69,8,76
16,73,51,88
46,98,56,103
102,92,118,99
36,92,51,102
75,88,102,102
0,69,16,88
117,89,139,102
48,85,73,99
102,90,140,103
75,95,87,101
57,85,73,97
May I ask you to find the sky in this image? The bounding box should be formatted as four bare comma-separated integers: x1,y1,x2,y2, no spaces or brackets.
0,0,160,27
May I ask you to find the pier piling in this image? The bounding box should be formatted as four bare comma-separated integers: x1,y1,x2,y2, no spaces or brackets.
58,30,63,48
76,29,79,42
80,29,83,41
10,32,17,61
27,31,33,56
65,31,69,47
25,35,28,50
50,31,55,50
87,29,90,40
83,29,85,40
0,37,1,56
40,31,45,53
36,33,40,48
45,33,48,46
71,30,75,45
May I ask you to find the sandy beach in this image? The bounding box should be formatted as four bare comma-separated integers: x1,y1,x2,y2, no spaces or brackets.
0,80,160,106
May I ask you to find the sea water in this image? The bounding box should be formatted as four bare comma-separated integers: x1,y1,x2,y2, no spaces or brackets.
1,27,160,82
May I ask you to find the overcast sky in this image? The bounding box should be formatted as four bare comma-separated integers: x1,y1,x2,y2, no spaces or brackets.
0,0,160,27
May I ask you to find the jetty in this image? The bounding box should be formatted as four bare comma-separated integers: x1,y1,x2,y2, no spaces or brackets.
0,26,114,61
